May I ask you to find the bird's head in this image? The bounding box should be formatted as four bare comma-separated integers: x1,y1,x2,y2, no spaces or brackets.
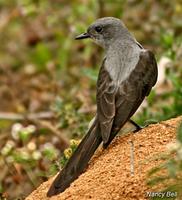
75,17,131,48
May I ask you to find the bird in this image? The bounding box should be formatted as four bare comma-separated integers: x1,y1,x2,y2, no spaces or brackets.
47,17,158,197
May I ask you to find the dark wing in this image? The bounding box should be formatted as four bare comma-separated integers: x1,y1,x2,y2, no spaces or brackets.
106,50,158,146
97,50,158,146
96,58,117,143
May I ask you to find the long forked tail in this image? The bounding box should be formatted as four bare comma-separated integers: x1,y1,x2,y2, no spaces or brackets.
47,121,102,197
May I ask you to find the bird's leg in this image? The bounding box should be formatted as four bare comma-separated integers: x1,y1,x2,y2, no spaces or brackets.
129,119,159,133
128,119,142,133
118,120,142,135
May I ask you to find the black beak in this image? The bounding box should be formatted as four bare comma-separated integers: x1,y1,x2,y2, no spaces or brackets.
75,32,90,40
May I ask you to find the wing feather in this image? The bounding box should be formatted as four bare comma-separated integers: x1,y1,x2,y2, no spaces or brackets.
96,60,116,143
96,49,158,145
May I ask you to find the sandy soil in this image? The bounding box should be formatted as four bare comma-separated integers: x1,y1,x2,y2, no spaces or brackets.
26,116,182,200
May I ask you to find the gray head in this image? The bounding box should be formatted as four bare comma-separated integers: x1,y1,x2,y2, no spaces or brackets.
75,17,134,49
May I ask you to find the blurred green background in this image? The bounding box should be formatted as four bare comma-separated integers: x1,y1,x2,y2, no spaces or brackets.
0,0,182,199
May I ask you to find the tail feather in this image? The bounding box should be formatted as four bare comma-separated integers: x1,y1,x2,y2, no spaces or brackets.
47,122,102,197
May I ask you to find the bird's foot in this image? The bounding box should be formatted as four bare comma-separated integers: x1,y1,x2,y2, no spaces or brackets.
129,119,142,133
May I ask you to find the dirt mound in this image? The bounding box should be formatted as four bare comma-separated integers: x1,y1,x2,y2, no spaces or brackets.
26,116,181,200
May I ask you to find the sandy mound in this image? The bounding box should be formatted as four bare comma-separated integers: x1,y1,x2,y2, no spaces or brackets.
26,116,181,200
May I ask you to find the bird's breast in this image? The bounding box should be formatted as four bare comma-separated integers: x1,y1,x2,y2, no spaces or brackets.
105,45,141,85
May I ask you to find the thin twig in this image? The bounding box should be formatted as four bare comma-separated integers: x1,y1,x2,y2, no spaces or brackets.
1,156,16,179
23,165,37,188
129,140,135,176
0,111,54,121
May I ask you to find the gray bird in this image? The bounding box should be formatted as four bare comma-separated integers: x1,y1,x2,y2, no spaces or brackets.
47,17,158,196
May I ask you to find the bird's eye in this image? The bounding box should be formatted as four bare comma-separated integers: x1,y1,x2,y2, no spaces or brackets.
95,26,102,33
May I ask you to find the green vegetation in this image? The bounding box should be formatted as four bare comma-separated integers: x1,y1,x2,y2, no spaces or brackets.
147,123,182,200
0,0,182,199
